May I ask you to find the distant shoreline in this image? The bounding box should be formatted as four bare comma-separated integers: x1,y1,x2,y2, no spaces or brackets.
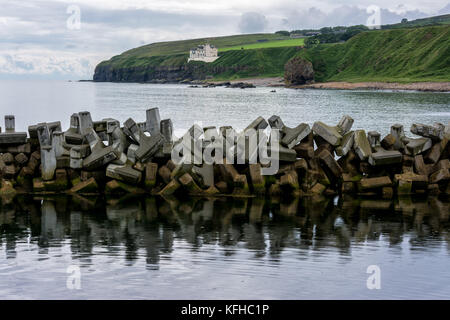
211,77,450,92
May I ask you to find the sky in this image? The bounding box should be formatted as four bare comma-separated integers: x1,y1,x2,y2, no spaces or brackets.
0,0,449,80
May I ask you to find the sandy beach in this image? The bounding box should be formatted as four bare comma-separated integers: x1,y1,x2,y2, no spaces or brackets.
216,77,450,92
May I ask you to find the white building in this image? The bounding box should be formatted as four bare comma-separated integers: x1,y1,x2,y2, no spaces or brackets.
188,44,219,63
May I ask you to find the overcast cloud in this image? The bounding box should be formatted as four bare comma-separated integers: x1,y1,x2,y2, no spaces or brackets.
0,0,448,79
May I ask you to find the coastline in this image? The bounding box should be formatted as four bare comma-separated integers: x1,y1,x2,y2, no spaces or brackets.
210,77,450,92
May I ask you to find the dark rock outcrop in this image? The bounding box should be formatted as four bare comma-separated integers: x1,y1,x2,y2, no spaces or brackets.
284,57,314,85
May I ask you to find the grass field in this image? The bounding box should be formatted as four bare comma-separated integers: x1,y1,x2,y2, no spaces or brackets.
298,25,450,82
219,38,304,52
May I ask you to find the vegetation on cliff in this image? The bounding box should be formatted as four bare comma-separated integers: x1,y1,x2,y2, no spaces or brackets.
94,24,450,83
298,25,450,82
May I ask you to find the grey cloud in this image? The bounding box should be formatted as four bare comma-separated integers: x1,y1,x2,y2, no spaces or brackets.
238,12,268,33
284,5,428,29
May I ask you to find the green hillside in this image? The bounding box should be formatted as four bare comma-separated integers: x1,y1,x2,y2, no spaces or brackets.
299,25,450,82
94,24,450,83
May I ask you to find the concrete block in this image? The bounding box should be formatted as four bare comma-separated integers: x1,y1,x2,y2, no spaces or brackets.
318,148,343,181
381,134,396,150
146,108,161,135
245,116,268,132
312,121,342,146
192,164,214,187
64,113,83,145
410,122,445,141
179,173,203,195
249,163,265,194
159,179,180,196
78,111,93,136
268,115,285,130
429,169,450,184
14,153,28,166
281,123,311,149
335,131,354,156
70,177,99,194
144,162,158,190
368,131,381,149
1,153,14,164
160,119,173,143
368,149,402,166
336,115,354,135
40,146,56,181
406,137,432,156
390,124,406,150
353,130,372,161
294,142,314,159
360,176,392,190
106,164,142,184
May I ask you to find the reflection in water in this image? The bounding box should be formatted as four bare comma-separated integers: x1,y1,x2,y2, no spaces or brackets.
0,194,449,299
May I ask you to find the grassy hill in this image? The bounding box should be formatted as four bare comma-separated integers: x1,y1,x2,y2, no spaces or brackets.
94,23,450,83
382,14,450,29
299,25,450,82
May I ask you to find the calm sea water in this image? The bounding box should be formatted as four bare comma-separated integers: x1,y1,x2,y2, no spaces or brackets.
0,80,449,299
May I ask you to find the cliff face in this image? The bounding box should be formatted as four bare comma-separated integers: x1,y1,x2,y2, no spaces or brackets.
93,47,300,82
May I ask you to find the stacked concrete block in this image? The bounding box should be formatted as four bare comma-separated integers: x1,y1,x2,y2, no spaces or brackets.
1,111,449,199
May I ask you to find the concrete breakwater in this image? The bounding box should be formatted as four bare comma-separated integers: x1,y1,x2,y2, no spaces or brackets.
0,109,449,199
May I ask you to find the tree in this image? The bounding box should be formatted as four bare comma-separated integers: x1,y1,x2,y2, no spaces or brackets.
275,30,290,36
304,37,320,48
401,18,408,23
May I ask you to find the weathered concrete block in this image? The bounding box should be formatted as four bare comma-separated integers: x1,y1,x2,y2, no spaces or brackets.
64,113,83,145
353,130,372,161
312,121,342,146
82,128,118,170
268,115,285,130
125,118,165,162
367,131,381,149
281,123,311,149
158,165,172,184
390,124,406,150
394,172,429,190
14,153,28,166
159,179,180,196
1,153,14,164
192,164,214,187
405,137,432,156
78,111,93,136
310,183,326,195
293,141,314,159
380,134,396,150
0,179,16,197
335,131,354,157
429,169,450,184
106,164,142,184
382,187,394,199
318,149,343,181
70,177,99,194
410,122,445,141
249,163,265,194
215,181,228,193
146,108,161,135
425,138,447,164
160,119,173,143
40,146,56,181
144,162,158,190
336,115,354,135
368,149,402,166
360,176,392,190
280,170,299,191
179,173,203,195
245,116,268,132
